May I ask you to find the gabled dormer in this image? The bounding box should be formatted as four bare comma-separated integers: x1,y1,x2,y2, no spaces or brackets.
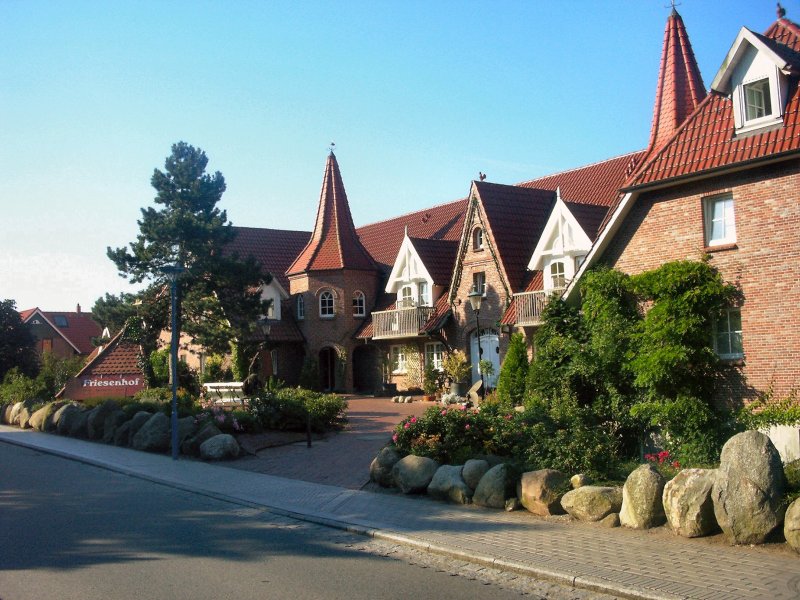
385,230,434,307
259,277,289,320
711,27,798,135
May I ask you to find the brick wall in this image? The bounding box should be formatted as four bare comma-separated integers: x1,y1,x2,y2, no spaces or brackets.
603,160,800,403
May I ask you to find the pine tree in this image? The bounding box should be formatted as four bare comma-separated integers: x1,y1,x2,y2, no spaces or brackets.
496,332,528,405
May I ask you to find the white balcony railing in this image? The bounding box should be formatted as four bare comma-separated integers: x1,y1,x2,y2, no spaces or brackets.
372,306,436,339
514,288,564,326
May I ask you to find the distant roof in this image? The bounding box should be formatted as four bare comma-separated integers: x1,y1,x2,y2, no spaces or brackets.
228,226,310,291
20,307,102,354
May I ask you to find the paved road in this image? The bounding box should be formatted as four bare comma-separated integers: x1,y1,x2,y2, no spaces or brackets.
0,443,614,600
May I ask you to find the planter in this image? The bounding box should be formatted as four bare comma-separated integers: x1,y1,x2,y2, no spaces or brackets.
450,381,466,396
422,394,437,403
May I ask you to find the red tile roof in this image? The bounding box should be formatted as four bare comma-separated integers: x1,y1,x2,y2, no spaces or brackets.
356,198,468,271
628,18,800,189
287,152,378,275
20,307,102,355
64,329,142,385
421,292,453,334
409,237,459,286
228,226,310,291
565,201,611,242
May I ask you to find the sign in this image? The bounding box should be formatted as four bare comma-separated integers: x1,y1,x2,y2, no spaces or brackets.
82,377,142,388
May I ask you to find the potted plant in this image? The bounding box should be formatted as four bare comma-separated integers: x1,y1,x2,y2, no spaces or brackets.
442,350,470,396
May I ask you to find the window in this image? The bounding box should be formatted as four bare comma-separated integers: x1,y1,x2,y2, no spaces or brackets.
54,315,68,327
550,261,566,289
715,308,744,359
352,291,365,317
704,194,736,247
399,286,414,308
296,295,305,320
390,346,407,373
265,299,275,318
472,272,486,296
744,78,771,121
472,227,484,250
425,342,444,370
319,290,335,318
418,282,429,307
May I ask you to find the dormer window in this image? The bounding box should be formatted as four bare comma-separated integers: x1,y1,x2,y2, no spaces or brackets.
472,227,484,250
399,286,414,308
744,78,771,120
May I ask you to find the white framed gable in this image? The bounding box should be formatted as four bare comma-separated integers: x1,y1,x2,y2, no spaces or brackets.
711,27,794,134
260,278,289,320
528,190,592,267
385,230,434,306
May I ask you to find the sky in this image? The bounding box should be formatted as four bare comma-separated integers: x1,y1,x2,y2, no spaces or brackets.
0,0,785,312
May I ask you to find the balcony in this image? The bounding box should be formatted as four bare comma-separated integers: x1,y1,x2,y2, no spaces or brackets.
372,305,436,340
513,288,564,326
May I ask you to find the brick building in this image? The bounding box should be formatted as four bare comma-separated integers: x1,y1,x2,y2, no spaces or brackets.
19,304,102,361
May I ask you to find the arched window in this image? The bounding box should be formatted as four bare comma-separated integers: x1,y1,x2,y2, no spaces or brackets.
319,290,335,318
399,285,414,308
352,291,365,317
472,227,484,250
296,295,305,320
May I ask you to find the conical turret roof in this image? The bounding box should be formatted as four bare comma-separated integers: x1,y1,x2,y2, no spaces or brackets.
287,152,378,275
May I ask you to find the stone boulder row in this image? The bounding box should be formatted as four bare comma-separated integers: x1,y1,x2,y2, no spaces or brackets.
560,486,622,522
181,422,223,456
370,447,401,487
0,403,9,424
473,463,517,509
102,410,128,443
87,400,120,440
462,459,490,491
785,498,800,554
29,403,59,432
177,416,197,448
199,434,240,460
127,411,154,441
56,404,82,435
68,409,90,438
712,430,785,545
662,468,718,538
8,402,25,426
619,464,666,529
427,465,472,504
517,469,569,516
391,455,439,494
113,420,134,447
16,401,36,429
131,412,170,452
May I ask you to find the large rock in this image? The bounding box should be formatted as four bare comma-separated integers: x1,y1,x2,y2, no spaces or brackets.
663,468,718,538
391,455,439,494
785,498,800,554
8,402,25,426
131,412,170,452
17,402,36,429
462,459,490,491
113,420,133,446
0,403,9,424
102,410,128,443
517,469,569,516
68,409,90,438
199,434,240,460
87,400,120,440
29,403,59,432
128,411,154,440
712,430,785,545
561,486,622,522
370,447,401,487
56,404,82,435
619,464,666,529
181,422,223,456
473,463,517,509
427,465,472,504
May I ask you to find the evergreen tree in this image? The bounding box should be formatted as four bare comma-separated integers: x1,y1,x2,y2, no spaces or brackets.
496,332,528,406
0,299,38,380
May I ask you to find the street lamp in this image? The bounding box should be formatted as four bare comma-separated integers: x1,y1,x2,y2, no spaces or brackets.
467,285,485,400
161,262,184,460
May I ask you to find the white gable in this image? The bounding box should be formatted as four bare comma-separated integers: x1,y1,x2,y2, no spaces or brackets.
528,191,593,271
385,232,433,294
260,278,289,320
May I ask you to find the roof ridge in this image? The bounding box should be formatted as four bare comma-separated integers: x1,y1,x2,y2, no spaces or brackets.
233,225,311,235
514,150,644,187
356,197,467,230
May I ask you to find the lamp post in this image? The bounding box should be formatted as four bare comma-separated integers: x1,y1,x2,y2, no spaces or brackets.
161,262,184,460
467,285,485,400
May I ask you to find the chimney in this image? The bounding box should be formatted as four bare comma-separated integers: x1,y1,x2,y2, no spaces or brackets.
76,303,81,314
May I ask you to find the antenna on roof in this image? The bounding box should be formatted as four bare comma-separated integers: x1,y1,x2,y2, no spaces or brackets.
665,0,681,12
329,141,336,154
777,3,786,19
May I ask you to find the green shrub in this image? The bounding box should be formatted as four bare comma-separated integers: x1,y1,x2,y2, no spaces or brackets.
200,354,233,383
299,358,320,391
496,332,528,406
248,387,347,432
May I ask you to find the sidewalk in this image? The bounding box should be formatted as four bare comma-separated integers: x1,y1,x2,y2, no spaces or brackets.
1,424,798,600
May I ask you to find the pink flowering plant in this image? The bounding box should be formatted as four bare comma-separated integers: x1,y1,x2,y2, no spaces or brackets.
193,405,252,434
644,449,681,478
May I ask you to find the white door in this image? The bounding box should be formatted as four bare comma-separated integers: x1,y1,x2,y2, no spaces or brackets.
471,328,500,389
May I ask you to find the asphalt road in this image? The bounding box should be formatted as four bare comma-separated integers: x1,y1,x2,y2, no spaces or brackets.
0,443,617,600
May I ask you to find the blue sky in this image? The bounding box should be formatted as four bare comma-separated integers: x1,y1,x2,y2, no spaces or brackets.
0,0,782,311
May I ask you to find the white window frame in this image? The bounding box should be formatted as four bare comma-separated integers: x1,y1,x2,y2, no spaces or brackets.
425,342,444,370
418,281,429,307
549,260,566,290
390,345,407,374
399,285,414,308
714,308,744,360
352,290,365,317
744,78,771,121
319,290,335,318
472,272,486,296
704,194,736,247
296,295,305,320
473,227,484,250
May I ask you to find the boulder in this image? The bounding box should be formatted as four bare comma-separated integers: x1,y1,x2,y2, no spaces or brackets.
391,455,439,494
68,409,90,438
785,498,800,554
427,465,472,504
113,420,133,446
87,400,120,440
51,403,75,431
473,463,517,509
17,402,36,429
517,469,569,516
597,513,620,528
199,434,240,460
128,411,154,441
570,473,592,489
131,412,170,452
29,403,58,432
663,468,718,538
56,404,82,435
0,403,11,424
560,486,623,522
619,464,666,529
181,422,223,456
712,430,785,545
370,446,401,487
462,459,490,491
102,410,128,443
8,402,25,425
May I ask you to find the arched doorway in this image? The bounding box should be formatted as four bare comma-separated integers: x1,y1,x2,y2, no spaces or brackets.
319,346,339,391
352,344,381,394
471,328,500,389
